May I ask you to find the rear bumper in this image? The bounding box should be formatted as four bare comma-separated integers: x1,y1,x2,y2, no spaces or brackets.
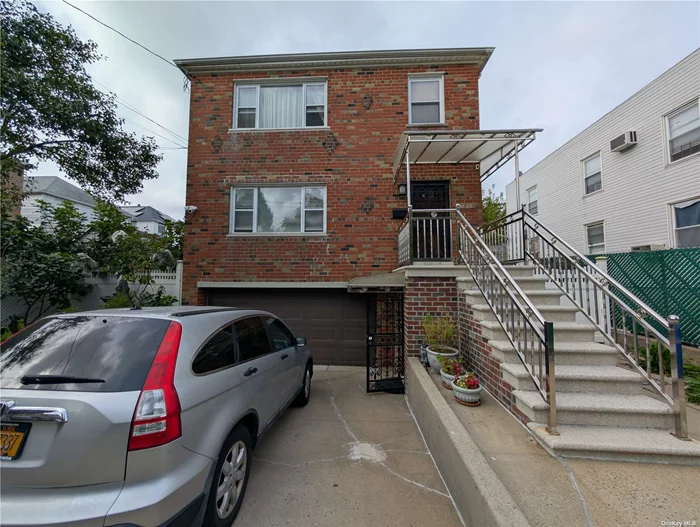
0,440,213,527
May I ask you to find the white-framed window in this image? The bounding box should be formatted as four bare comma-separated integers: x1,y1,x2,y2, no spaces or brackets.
233,81,327,130
231,186,326,234
408,76,444,125
586,222,605,254
583,153,602,195
672,197,700,248
527,186,538,215
666,99,700,163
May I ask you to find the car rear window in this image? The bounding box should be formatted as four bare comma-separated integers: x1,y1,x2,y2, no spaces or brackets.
0,316,170,392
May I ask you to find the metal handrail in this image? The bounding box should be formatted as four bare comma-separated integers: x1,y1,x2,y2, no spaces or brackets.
480,208,688,439
454,209,558,434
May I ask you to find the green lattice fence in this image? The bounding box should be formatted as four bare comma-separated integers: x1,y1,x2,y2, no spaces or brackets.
597,248,700,347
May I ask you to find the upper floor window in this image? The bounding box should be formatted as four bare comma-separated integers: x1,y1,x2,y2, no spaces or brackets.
408,76,444,125
231,186,326,234
583,153,602,195
586,222,605,254
527,186,538,215
666,99,700,163
234,81,327,130
672,197,700,248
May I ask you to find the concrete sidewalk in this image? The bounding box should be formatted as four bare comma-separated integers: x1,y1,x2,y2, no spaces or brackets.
234,367,462,527
429,371,700,527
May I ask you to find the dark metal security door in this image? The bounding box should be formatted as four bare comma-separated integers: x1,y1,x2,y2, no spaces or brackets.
367,293,404,393
411,182,451,260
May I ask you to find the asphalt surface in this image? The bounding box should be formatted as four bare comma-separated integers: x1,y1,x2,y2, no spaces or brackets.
234,366,463,527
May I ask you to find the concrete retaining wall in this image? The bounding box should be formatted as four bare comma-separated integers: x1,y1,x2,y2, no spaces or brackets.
406,357,530,527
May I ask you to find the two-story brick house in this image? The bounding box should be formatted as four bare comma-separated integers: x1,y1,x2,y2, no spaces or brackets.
175,48,538,374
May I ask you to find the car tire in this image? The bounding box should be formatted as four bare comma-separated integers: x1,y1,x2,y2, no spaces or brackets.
293,363,312,407
203,425,252,527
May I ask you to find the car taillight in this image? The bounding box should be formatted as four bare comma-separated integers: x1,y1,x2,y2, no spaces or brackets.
128,321,183,451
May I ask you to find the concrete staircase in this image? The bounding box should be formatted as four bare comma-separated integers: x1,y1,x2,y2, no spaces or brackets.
459,264,700,465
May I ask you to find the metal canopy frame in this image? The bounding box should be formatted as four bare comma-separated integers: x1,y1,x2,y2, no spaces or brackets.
392,128,542,208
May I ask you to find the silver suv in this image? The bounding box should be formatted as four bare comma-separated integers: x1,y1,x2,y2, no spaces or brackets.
0,306,314,527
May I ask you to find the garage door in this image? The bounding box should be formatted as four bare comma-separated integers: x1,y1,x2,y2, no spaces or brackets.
207,289,367,366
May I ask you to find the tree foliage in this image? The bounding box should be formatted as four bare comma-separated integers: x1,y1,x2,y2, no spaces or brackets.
0,0,162,203
482,185,506,225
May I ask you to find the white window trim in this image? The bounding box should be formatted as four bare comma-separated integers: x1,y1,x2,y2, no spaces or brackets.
232,80,328,131
668,194,700,248
526,185,538,215
663,97,700,166
408,74,445,125
581,151,603,197
229,185,327,236
585,221,606,254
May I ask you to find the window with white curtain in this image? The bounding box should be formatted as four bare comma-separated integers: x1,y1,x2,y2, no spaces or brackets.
234,81,327,130
667,100,700,163
527,186,538,215
231,186,326,234
673,198,700,248
408,76,444,124
586,222,605,254
583,153,602,195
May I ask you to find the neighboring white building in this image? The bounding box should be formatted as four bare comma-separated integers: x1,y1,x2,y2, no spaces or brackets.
506,48,700,255
120,205,175,234
22,176,97,225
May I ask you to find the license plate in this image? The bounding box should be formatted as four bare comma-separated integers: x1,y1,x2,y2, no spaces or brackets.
1,422,32,460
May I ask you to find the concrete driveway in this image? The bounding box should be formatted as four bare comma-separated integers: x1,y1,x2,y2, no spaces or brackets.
234,366,462,527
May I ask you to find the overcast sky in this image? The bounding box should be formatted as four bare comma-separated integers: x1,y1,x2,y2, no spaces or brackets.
35,0,700,220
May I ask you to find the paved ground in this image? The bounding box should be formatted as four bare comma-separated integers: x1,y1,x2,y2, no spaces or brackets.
235,366,463,527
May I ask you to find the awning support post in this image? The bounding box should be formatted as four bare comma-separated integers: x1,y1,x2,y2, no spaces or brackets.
406,142,411,208
514,138,521,210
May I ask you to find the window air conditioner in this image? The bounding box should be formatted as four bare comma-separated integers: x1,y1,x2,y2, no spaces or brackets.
610,131,637,152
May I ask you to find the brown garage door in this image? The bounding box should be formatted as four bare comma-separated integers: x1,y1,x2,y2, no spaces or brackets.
207,289,367,366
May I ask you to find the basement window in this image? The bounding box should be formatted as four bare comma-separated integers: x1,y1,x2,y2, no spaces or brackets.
231,186,326,234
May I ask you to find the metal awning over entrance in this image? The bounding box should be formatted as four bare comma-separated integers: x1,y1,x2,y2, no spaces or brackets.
392,129,542,203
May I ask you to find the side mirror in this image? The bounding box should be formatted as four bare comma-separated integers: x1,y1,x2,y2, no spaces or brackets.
296,337,307,347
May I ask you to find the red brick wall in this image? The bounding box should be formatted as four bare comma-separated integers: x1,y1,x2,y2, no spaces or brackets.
183,64,483,304
403,276,459,358
458,287,530,425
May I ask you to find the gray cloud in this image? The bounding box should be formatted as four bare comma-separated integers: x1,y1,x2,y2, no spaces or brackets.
36,1,700,217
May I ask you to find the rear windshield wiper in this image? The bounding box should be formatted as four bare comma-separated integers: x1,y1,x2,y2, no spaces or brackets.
20,375,105,385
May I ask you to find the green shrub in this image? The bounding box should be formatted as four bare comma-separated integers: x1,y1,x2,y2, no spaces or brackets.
422,315,457,348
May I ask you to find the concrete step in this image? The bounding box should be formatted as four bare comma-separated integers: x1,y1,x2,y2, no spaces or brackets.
514,391,674,429
528,423,700,465
488,340,619,366
471,304,579,323
501,363,644,394
502,264,538,278
511,276,548,290
480,320,597,342
461,286,563,308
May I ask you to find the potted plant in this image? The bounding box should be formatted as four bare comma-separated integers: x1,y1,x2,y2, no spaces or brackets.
451,372,483,406
422,315,458,373
439,356,465,390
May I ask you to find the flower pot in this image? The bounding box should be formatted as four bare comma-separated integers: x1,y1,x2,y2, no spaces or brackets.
451,381,483,407
426,345,459,374
440,368,457,390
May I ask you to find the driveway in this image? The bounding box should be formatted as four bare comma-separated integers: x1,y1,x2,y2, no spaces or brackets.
234,366,463,527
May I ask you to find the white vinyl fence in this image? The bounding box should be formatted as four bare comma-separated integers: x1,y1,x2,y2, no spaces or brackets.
1,261,183,327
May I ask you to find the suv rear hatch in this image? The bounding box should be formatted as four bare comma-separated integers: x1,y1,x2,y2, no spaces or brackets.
0,314,171,488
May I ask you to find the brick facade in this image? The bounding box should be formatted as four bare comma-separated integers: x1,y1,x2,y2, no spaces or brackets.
182,63,483,304
404,275,459,358
457,285,531,425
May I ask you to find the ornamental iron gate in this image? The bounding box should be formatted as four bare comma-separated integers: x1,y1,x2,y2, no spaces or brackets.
367,293,405,393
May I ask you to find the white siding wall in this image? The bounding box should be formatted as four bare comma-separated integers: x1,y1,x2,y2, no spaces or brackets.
506,49,700,254
134,220,163,234
21,194,96,226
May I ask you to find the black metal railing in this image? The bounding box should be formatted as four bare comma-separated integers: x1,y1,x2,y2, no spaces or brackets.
397,208,455,266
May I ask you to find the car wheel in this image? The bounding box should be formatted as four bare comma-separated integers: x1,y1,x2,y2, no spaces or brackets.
293,363,312,407
204,425,252,526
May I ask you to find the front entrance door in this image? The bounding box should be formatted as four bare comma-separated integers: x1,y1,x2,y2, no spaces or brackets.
411,182,451,260
367,293,404,393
